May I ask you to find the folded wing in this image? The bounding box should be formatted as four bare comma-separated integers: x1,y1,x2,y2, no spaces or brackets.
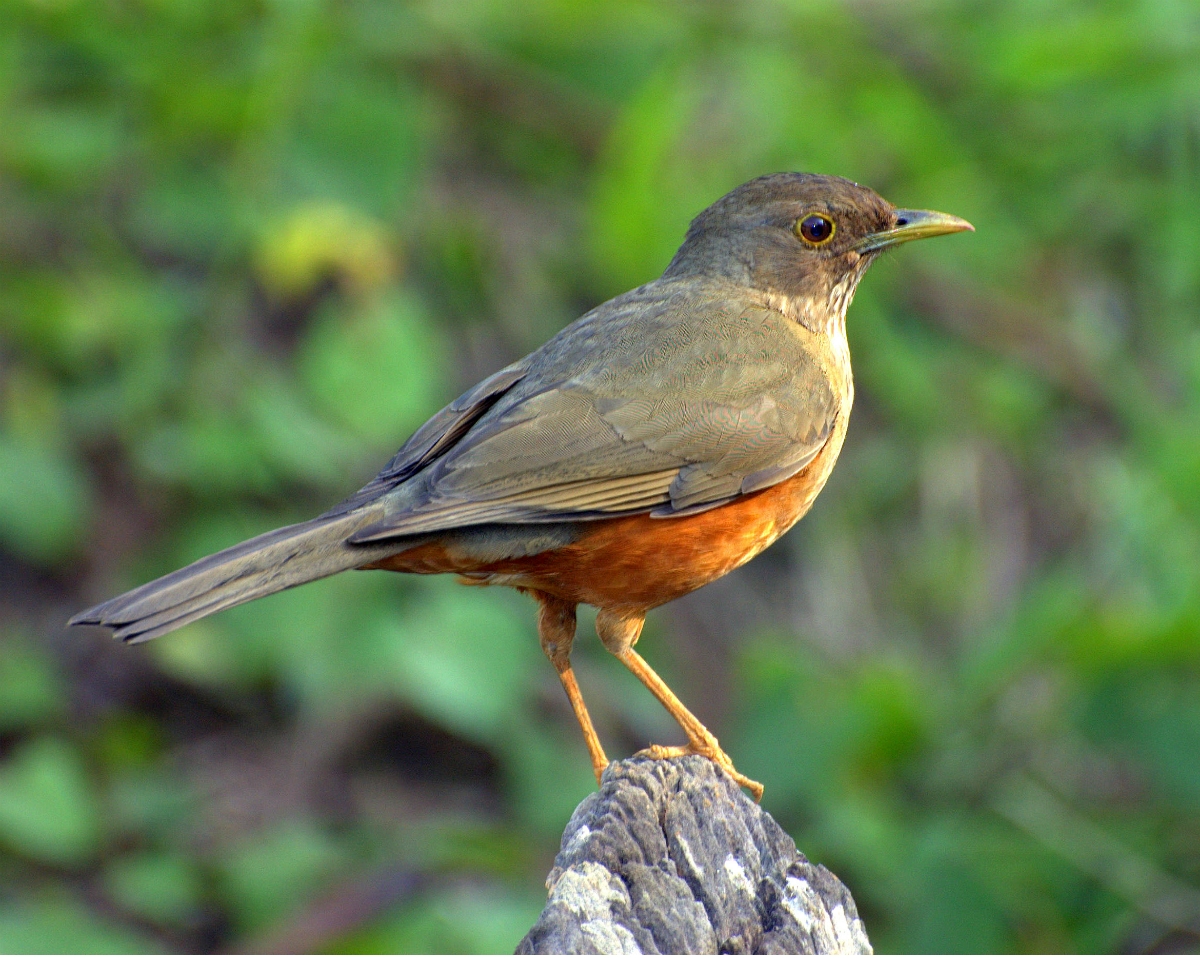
348,295,839,542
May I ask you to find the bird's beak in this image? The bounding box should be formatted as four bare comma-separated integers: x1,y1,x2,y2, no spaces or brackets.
855,209,974,253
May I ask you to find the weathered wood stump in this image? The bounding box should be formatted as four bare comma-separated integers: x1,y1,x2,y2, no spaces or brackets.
517,755,871,955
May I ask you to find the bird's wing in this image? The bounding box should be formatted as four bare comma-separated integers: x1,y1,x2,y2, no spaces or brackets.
348,288,839,542
323,362,530,516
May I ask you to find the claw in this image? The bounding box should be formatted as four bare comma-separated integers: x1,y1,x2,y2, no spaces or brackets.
635,742,764,802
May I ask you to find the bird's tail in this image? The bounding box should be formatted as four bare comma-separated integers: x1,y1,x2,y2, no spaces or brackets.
69,508,400,644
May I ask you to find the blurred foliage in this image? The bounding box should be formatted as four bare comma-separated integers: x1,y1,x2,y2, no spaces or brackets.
1,0,1199,952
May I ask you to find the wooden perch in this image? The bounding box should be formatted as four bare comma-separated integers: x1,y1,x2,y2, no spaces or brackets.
517,756,872,955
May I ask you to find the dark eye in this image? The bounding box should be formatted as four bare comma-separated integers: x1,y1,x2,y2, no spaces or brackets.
796,213,835,245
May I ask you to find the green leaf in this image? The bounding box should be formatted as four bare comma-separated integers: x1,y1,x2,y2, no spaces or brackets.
0,436,92,564
0,891,155,954
106,768,195,842
104,851,204,926
377,581,539,743
217,820,346,934
0,634,67,731
0,737,102,866
340,885,544,955
501,719,597,836
298,291,446,447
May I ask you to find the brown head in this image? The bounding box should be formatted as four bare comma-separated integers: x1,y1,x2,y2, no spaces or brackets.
663,172,972,331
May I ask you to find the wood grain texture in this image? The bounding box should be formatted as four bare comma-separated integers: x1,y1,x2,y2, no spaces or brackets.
517,756,872,955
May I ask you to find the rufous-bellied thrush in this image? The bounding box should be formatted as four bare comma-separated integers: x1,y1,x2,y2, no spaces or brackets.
71,173,972,799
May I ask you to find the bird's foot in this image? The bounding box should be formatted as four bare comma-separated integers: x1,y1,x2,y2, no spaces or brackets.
635,742,764,802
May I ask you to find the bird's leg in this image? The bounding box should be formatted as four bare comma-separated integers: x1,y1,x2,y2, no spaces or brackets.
595,608,764,801
534,591,609,785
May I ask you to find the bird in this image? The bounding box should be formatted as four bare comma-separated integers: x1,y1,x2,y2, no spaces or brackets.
70,173,972,800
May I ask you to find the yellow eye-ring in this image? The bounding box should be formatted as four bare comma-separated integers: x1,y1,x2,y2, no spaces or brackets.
795,213,836,246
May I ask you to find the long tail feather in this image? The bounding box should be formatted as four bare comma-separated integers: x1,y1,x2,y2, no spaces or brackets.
69,509,398,643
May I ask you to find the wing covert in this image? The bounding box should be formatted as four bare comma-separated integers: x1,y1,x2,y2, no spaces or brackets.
349,295,840,542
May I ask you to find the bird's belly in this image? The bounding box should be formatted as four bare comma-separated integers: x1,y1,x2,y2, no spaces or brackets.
492,473,818,610
371,425,845,612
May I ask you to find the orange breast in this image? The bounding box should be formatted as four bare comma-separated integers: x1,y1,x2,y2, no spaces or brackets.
480,467,823,610
367,420,846,613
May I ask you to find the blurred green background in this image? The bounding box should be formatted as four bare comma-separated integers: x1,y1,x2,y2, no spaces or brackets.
1,0,1199,952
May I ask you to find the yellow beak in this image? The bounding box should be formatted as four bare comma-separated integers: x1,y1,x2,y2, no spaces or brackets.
856,209,974,253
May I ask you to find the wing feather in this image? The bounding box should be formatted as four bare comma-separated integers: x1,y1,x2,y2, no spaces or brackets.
346,287,841,541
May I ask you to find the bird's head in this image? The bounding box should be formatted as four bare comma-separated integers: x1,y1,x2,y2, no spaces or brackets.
663,172,972,333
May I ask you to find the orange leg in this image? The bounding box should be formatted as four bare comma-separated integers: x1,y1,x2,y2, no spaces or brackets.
534,592,609,784
596,608,764,801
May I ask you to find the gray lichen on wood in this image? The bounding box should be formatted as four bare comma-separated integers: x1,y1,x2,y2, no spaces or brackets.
517,755,871,955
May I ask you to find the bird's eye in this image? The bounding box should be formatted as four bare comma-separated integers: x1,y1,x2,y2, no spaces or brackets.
796,213,836,246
